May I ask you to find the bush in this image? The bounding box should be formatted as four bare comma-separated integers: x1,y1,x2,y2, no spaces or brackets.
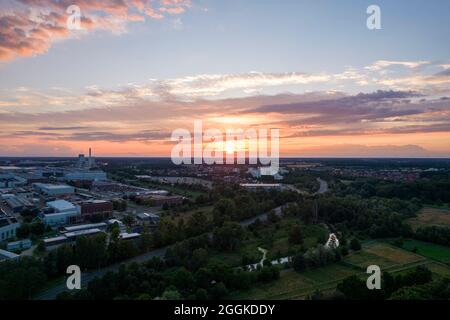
350,238,362,251
292,254,307,272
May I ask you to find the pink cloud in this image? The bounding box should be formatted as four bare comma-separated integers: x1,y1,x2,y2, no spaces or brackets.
0,0,191,61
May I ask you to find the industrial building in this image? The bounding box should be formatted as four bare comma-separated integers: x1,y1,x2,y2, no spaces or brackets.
0,249,19,262
63,222,107,233
3,194,35,213
64,170,107,182
79,200,113,221
41,199,80,226
136,212,160,224
0,173,27,189
64,228,103,240
119,232,141,240
0,212,20,241
7,239,32,251
77,148,96,169
33,183,74,196
239,183,283,190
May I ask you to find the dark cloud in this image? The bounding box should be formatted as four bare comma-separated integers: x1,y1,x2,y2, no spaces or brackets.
249,90,436,125
38,126,89,130
253,90,420,114
51,130,170,143
435,69,450,77
295,144,439,157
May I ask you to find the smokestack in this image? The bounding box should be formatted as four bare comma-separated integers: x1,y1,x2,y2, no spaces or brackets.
89,147,92,158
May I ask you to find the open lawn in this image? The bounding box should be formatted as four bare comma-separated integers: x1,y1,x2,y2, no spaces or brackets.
232,263,358,300
364,243,424,264
164,205,213,224
407,207,450,230
232,241,443,300
345,242,424,269
426,262,450,277
400,239,450,264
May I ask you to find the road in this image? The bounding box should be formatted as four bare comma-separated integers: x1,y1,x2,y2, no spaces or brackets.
240,205,284,226
35,205,285,300
315,178,328,194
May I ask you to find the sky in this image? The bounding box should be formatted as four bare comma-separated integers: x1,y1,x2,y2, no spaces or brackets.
0,0,449,157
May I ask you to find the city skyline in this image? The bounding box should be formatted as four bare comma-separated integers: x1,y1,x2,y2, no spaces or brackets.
1,0,450,157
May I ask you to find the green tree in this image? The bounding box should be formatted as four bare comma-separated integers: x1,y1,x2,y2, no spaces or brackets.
292,254,307,272
162,287,181,300
56,244,75,274
209,282,228,299
340,246,349,256
350,238,362,251
213,222,244,251
288,224,304,245
172,268,196,293
337,275,368,300
191,248,209,270
74,234,108,270
212,198,235,226
195,288,208,300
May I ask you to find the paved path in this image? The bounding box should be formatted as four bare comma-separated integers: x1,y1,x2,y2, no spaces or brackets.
240,205,284,226
315,178,328,194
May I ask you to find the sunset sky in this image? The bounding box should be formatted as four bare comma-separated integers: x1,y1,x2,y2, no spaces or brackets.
1,0,450,157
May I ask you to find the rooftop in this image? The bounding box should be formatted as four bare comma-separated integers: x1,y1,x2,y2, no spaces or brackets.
64,222,107,232
47,199,76,211
0,249,20,260
65,228,102,238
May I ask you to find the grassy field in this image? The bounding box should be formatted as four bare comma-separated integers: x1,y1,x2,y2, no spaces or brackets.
399,239,450,264
345,242,425,269
163,205,214,224
232,264,358,300
407,207,450,230
426,262,450,277
232,241,449,300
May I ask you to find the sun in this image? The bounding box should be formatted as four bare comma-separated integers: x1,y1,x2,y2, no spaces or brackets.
225,140,235,154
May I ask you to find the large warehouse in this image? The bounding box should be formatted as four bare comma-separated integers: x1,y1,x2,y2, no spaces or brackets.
33,183,74,196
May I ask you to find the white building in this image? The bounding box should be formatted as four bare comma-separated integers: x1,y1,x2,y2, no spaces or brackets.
33,183,74,196
42,200,80,226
